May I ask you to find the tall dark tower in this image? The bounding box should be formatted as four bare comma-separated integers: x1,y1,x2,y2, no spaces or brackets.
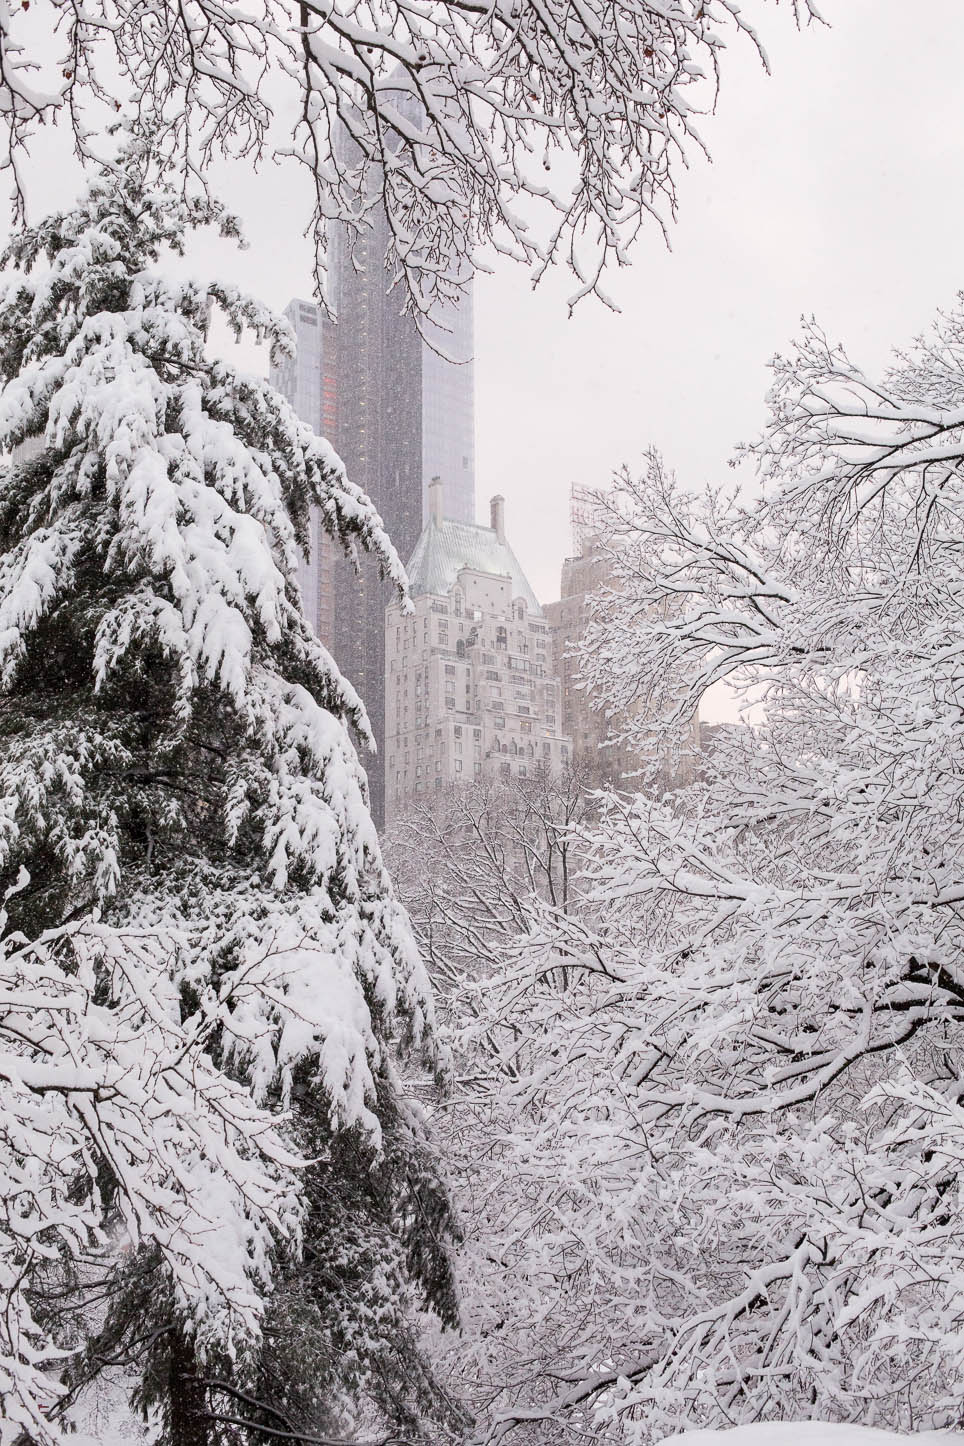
271,224,475,827
328,214,424,827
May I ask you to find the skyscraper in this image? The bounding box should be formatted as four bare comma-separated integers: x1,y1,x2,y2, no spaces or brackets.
270,298,338,643
270,226,475,825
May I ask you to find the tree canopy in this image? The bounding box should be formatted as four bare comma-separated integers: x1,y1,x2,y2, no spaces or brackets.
0,0,817,312
394,300,964,1441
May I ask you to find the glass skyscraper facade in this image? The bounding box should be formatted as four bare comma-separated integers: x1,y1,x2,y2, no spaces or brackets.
270,228,475,826
270,299,337,644
421,296,475,526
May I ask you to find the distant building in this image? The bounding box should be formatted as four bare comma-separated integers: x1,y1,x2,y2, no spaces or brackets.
269,231,475,826
270,299,338,642
545,537,629,788
698,719,750,778
384,482,571,826
546,531,699,790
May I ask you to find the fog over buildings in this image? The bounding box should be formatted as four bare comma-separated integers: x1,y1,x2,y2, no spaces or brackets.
273,268,705,817
258,0,964,795
271,218,475,825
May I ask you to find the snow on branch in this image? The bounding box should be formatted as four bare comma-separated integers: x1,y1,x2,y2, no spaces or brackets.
0,908,304,1445
422,301,964,1441
0,0,820,312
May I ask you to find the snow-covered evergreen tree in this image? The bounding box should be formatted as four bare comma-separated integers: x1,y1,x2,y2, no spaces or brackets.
0,138,458,1445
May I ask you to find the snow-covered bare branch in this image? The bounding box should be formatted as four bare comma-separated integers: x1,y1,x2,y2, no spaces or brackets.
0,0,819,311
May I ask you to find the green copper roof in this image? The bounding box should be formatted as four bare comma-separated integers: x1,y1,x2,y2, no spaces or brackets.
406,517,543,617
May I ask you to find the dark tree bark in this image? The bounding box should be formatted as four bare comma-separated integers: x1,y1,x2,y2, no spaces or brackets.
168,1327,209,1446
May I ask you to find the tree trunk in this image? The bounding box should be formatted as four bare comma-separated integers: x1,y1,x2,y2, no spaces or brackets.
168,1326,208,1446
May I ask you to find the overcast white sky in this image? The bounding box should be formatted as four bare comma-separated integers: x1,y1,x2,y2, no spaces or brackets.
474,0,964,601
17,0,964,609
203,0,964,601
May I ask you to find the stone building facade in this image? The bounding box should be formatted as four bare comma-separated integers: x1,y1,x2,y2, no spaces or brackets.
384,483,571,826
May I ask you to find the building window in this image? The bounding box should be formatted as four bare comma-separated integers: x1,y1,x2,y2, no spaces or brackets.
455,761,462,773
454,726,462,737
445,664,456,676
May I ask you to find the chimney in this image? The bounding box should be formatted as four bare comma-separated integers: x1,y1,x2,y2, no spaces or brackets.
490,493,505,541
428,476,444,526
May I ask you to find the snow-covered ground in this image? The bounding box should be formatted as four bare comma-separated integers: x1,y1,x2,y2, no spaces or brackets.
661,1427,964,1446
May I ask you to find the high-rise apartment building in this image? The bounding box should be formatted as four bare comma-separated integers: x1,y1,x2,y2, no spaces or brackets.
384,481,570,827
546,531,699,791
545,538,629,788
269,228,475,825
